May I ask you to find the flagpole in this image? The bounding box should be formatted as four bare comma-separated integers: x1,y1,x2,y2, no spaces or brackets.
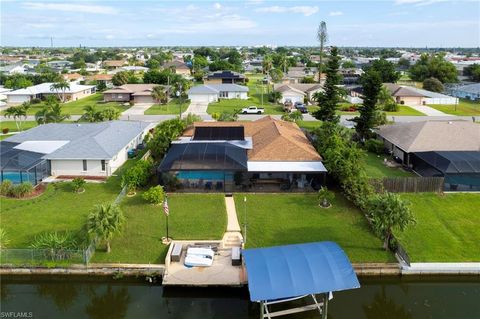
166,213,169,240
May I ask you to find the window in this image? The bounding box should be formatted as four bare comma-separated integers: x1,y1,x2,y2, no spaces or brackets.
101,160,106,171
117,94,123,99
82,160,87,171
220,91,228,98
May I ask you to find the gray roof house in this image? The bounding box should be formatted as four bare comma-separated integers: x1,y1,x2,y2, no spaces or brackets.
1,121,153,182
188,84,249,103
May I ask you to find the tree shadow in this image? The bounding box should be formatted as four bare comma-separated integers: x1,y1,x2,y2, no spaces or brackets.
85,285,130,319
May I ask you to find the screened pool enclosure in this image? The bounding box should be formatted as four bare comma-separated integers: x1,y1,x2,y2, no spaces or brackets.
0,141,50,185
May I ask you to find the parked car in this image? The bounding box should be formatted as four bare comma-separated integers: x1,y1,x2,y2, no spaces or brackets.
242,106,265,114
294,103,308,113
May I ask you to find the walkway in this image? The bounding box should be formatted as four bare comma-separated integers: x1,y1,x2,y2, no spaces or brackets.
404,103,452,116
401,262,480,275
222,196,243,248
121,103,153,116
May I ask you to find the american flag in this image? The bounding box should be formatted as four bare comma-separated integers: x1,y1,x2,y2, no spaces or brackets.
163,198,169,216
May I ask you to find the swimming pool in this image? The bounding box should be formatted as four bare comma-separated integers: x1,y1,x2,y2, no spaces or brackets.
0,171,36,184
176,171,232,180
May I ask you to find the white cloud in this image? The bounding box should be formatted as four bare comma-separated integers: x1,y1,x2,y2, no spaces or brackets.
213,2,222,10
22,2,118,14
255,6,319,16
329,11,344,16
26,23,54,28
395,0,447,6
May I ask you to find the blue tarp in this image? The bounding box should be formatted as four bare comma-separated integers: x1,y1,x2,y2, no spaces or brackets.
243,241,360,302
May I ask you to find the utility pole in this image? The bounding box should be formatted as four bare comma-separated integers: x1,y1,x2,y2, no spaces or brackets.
50,37,53,48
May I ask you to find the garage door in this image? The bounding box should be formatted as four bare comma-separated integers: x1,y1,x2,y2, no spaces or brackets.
189,94,211,102
284,95,303,104
134,96,154,104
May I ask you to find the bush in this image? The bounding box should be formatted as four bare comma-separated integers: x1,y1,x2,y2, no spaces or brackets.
11,182,33,198
121,159,153,193
2,128,9,134
71,177,86,193
383,102,399,112
365,139,384,155
0,228,10,249
142,185,166,205
317,186,335,208
159,173,181,191
0,180,13,196
31,98,42,104
30,232,78,261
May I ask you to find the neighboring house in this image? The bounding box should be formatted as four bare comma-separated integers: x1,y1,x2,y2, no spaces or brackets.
282,67,320,84
445,83,480,101
62,73,84,83
187,84,248,103
377,120,480,191
340,68,364,85
86,74,114,88
102,60,127,69
273,83,323,104
46,60,73,71
103,84,170,104
0,64,26,75
158,116,327,192
1,121,152,184
5,82,95,105
204,70,246,84
384,83,458,105
115,66,149,73
162,60,191,77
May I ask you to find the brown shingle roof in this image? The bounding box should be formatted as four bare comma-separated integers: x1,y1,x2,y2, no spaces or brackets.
86,74,113,81
378,120,480,152
63,73,83,80
103,84,164,94
103,60,126,67
384,83,425,97
184,117,322,161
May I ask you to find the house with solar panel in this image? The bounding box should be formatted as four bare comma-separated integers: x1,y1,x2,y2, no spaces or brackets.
0,121,152,185
157,116,327,192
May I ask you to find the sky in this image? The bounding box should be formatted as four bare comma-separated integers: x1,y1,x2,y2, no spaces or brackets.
1,0,479,47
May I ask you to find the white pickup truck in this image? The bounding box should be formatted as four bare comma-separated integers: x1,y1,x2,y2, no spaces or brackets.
241,106,265,114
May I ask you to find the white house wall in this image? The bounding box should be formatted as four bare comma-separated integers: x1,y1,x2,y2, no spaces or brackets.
423,97,458,105
50,160,105,176
7,94,31,105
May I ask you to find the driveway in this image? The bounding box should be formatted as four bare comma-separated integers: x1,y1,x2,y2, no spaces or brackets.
121,103,153,116
183,101,213,120
404,103,452,116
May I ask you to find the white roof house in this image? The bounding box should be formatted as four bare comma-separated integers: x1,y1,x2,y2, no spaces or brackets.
188,84,249,103
5,82,95,105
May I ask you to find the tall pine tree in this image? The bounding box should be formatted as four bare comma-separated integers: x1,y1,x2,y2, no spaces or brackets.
351,69,383,140
312,46,340,123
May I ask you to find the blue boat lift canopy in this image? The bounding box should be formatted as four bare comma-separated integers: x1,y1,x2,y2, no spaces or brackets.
243,241,360,318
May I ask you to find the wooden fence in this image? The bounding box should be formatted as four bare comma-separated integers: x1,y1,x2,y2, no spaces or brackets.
370,177,444,193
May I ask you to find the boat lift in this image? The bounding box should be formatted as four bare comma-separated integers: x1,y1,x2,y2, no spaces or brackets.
242,241,360,318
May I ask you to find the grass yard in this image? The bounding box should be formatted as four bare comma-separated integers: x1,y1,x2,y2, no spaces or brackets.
396,193,480,262
1,93,130,116
297,121,321,131
0,156,137,251
428,99,480,116
92,193,227,264
144,98,190,115
207,98,284,115
338,105,425,116
235,193,394,263
364,152,414,178
0,121,38,132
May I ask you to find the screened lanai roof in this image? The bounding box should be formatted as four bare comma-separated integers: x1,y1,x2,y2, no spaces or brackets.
158,142,248,171
0,141,47,171
414,151,480,174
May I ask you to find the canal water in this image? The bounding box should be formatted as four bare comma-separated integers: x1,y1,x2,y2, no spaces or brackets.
1,276,479,318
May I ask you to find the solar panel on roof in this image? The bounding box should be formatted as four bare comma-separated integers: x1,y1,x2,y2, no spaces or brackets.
193,126,245,141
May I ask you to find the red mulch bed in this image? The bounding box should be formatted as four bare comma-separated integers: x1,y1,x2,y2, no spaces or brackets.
1,183,47,200
57,175,107,181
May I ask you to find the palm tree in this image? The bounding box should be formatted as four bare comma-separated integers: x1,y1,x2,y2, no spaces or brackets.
317,21,328,84
50,80,70,103
81,105,100,122
4,102,30,131
35,103,70,124
262,55,273,75
151,86,167,104
87,203,125,253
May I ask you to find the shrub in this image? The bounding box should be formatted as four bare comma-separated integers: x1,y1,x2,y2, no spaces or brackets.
383,101,399,112
11,182,33,198
365,139,384,155
0,180,13,196
31,98,42,104
142,185,166,205
121,159,153,193
2,128,9,134
159,173,181,191
30,232,78,260
0,228,10,249
317,186,335,208
71,177,86,193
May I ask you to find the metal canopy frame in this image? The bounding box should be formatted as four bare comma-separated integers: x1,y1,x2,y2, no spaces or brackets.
259,293,332,319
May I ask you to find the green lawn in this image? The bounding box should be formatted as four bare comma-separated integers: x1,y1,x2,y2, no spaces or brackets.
144,98,190,115
338,105,425,116
0,121,38,132
235,193,394,263
92,193,227,264
2,93,130,116
297,121,321,131
396,193,480,262
428,99,480,116
364,152,414,178
0,158,136,250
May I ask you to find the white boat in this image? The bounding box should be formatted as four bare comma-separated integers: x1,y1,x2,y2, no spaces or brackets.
184,247,215,267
